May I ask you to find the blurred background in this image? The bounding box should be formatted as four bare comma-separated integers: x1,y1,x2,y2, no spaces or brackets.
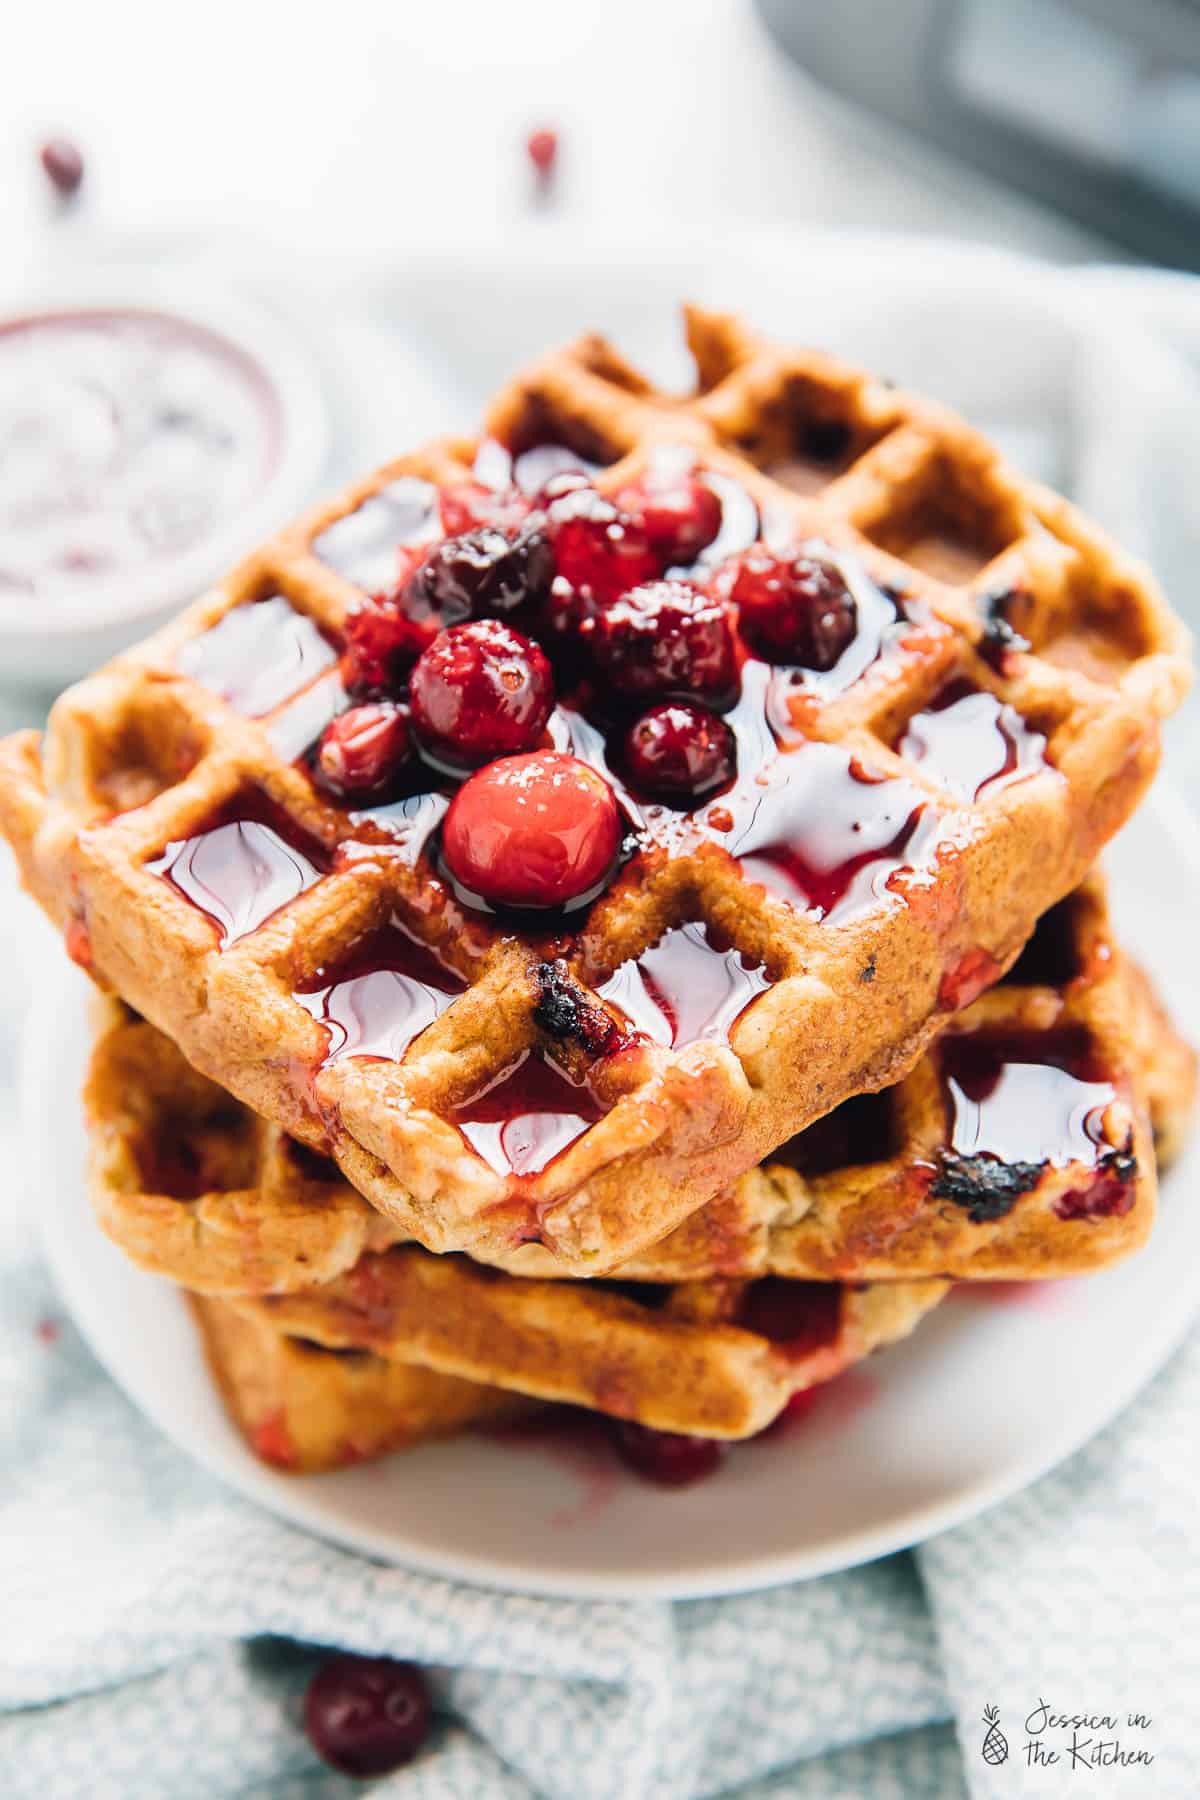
5,0,1200,729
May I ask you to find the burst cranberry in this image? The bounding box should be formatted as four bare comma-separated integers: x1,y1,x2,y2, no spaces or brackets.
613,1422,725,1487
438,481,530,537
730,549,858,669
304,1655,431,1778
442,751,621,908
410,621,554,767
340,599,432,697
549,488,660,604
314,703,412,800
408,524,553,622
593,579,735,697
617,469,722,565
736,1278,843,1356
624,702,735,800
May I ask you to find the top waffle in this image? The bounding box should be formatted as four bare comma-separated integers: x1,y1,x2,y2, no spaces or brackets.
1,308,1190,1275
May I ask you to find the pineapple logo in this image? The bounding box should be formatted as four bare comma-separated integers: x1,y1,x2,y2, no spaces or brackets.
981,1704,1009,1766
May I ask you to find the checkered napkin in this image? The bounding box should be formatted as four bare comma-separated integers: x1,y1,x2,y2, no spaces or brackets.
3,257,1200,1798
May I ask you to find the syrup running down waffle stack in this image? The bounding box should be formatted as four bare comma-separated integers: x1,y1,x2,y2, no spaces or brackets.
4,309,1195,1481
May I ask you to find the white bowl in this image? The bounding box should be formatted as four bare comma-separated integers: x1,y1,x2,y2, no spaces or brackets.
0,279,328,688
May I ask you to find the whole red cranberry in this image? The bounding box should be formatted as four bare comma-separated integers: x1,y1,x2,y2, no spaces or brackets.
613,1421,725,1487
408,524,553,622
729,549,858,669
410,620,554,767
624,701,735,800
736,1278,843,1356
442,751,621,908
314,702,412,800
616,468,722,565
549,488,660,605
593,579,735,697
304,1655,432,1778
40,137,84,197
341,599,432,697
527,127,559,178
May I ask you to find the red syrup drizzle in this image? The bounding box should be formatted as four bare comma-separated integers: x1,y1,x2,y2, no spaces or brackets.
312,476,441,592
597,921,772,1047
146,797,327,945
899,678,1048,800
454,1050,606,1178
941,1029,1119,1168
293,921,465,1065
176,595,337,719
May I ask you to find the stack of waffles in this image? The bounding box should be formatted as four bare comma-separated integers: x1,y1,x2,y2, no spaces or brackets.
3,309,1195,1483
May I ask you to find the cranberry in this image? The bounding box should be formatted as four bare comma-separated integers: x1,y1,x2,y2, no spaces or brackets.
613,1421,725,1487
408,524,553,623
438,481,530,537
624,701,735,800
549,488,660,605
736,1278,843,1356
314,703,412,800
616,469,722,565
527,127,559,178
730,549,858,669
442,751,621,909
304,1655,432,1778
341,598,432,697
410,621,554,767
593,579,735,697
40,137,84,197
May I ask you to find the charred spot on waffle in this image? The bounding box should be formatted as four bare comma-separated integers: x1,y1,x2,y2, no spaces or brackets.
978,586,1033,670
858,957,877,984
930,1150,1047,1222
533,958,626,1057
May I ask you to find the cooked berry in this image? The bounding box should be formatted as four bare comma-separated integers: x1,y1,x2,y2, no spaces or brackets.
304,1655,431,1778
314,703,412,800
442,751,621,908
40,137,84,196
593,579,735,697
438,481,529,537
736,1278,843,1355
616,469,722,565
410,620,554,767
1055,1148,1137,1220
624,701,735,800
613,1421,725,1487
408,524,553,622
341,599,432,697
549,487,660,604
730,549,858,668
534,957,627,1055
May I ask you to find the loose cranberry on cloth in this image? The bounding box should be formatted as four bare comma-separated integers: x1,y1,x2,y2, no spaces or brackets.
304,1654,431,1777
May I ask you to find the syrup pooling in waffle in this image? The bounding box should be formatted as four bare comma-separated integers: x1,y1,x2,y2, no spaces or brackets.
4,308,1189,1274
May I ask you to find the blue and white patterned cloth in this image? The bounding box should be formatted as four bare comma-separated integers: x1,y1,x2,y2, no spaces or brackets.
4,255,1200,1797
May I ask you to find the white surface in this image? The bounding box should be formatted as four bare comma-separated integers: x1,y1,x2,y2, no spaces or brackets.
24,791,1200,1600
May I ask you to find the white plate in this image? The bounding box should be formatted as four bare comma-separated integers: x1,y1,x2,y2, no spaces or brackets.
22,789,1200,1599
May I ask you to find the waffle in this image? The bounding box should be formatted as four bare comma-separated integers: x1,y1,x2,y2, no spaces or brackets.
191,1293,528,1473
87,882,1195,1293
5,308,1190,1276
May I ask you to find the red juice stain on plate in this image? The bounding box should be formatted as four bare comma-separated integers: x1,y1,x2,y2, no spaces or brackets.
177,595,337,718
941,1029,1119,1169
597,921,772,1047
478,1407,621,1527
146,797,327,945
293,920,465,1064
311,476,441,593
0,309,278,605
752,1367,879,1442
900,679,1048,800
950,1281,1065,1310
454,1052,606,1177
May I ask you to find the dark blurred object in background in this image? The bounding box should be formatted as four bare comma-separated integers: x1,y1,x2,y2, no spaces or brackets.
757,0,1200,271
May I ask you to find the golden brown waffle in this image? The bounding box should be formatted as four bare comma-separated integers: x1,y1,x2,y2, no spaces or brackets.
191,1294,527,1473
87,883,1194,1293
6,308,1190,1275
